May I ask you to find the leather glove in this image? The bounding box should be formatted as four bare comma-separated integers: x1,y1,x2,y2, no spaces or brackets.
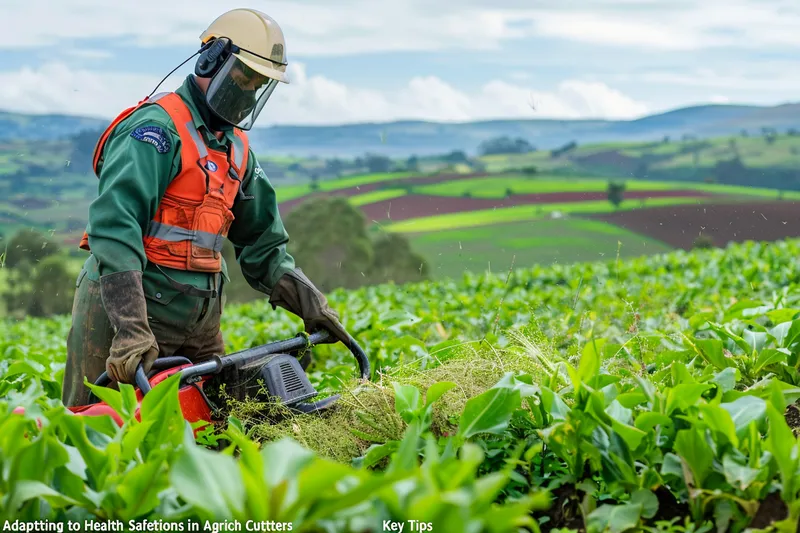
100,270,160,384
269,268,351,347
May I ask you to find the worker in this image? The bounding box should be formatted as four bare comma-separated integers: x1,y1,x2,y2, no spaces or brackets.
62,8,349,407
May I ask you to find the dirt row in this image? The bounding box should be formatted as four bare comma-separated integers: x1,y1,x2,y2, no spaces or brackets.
280,189,716,223
586,201,800,249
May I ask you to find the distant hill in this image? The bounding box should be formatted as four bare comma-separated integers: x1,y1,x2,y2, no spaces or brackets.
2,102,800,157
0,111,106,142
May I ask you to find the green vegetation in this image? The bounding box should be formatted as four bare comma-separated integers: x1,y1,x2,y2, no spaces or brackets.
409,219,674,279
282,196,428,292
0,229,81,319
5,238,800,530
413,175,800,200
413,176,681,198
348,189,407,206
479,132,800,191
273,172,418,203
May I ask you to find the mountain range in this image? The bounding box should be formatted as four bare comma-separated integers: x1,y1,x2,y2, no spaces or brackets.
2,101,799,158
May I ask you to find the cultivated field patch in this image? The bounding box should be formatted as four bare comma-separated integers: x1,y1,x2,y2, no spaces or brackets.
586,200,800,249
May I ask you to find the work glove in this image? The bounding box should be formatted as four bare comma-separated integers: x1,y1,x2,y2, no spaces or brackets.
269,268,351,348
100,270,160,384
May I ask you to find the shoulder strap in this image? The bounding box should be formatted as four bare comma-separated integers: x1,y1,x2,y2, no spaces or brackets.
91,92,172,176
231,128,250,175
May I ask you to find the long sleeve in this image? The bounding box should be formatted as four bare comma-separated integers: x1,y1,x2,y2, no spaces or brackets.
85,110,181,277
227,150,296,295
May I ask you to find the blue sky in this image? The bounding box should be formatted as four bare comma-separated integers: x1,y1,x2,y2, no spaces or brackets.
2,0,799,126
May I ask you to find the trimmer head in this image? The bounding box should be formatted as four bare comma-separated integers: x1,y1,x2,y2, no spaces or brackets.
248,354,318,405
213,351,341,414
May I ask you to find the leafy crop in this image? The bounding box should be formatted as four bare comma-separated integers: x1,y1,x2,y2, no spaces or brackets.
4,238,800,531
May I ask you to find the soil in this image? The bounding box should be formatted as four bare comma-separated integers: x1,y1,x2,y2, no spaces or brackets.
281,189,714,222
786,403,800,437
749,491,790,529
586,201,800,250
533,483,585,531
652,486,690,522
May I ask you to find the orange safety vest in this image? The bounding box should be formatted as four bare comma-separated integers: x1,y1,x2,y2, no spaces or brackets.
79,92,249,275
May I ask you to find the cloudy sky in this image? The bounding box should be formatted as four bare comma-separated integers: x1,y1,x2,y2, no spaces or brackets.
2,0,799,126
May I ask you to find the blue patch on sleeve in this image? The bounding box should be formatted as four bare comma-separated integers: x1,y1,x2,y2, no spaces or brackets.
130,126,171,154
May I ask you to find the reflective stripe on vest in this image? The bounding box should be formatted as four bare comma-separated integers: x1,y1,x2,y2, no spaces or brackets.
145,221,225,253
184,121,208,158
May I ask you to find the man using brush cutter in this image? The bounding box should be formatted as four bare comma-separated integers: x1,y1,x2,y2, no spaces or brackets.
62,8,349,407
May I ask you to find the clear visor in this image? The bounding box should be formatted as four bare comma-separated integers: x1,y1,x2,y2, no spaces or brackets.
206,53,279,130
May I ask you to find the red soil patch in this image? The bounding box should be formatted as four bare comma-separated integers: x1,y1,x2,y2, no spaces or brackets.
282,190,713,223
586,201,800,249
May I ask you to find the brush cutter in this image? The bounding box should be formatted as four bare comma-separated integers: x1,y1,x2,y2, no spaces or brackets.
13,329,370,434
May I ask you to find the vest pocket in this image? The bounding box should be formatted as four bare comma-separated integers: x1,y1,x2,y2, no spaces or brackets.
188,189,234,271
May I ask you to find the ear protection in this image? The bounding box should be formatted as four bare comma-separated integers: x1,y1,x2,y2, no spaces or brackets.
195,37,240,78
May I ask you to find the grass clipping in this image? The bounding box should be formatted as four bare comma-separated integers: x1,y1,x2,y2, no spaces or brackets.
225,327,559,464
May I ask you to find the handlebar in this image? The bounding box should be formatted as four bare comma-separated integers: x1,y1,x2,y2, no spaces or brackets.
93,329,371,399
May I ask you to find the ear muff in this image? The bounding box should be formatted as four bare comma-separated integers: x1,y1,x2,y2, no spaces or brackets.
195,37,235,78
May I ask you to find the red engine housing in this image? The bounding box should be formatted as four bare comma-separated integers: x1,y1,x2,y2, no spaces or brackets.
12,365,217,437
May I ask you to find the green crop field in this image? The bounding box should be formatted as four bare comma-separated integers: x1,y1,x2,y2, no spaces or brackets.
348,189,408,206
409,218,674,278
4,238,800,530
275,171,417,203
414,176,690,198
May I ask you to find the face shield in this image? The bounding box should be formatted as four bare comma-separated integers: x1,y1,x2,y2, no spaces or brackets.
205,53,279,130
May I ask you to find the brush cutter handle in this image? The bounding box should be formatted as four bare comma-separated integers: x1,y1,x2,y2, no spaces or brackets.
308,329,371,380
345,334,371,381
135,364,152,395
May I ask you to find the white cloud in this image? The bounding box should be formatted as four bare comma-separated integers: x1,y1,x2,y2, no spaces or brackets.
3,0,799,55
249,62,651,124
61,48,114,60
0,63,187,119
0,61,651,124
0,0,535,56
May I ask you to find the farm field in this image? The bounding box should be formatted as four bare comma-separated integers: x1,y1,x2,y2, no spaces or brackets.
408,218,674,278
4,160,800,284
381,196,718,233
275,172,800,279
5,237,800,529
588,201,800,250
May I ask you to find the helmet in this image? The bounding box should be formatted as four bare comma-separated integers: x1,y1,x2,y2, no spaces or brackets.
195,8,290,130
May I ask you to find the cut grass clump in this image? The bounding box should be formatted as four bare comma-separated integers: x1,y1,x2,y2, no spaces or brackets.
225,325,560,464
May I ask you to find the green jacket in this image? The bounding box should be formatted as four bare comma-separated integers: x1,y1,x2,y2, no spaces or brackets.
81,75,295,319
